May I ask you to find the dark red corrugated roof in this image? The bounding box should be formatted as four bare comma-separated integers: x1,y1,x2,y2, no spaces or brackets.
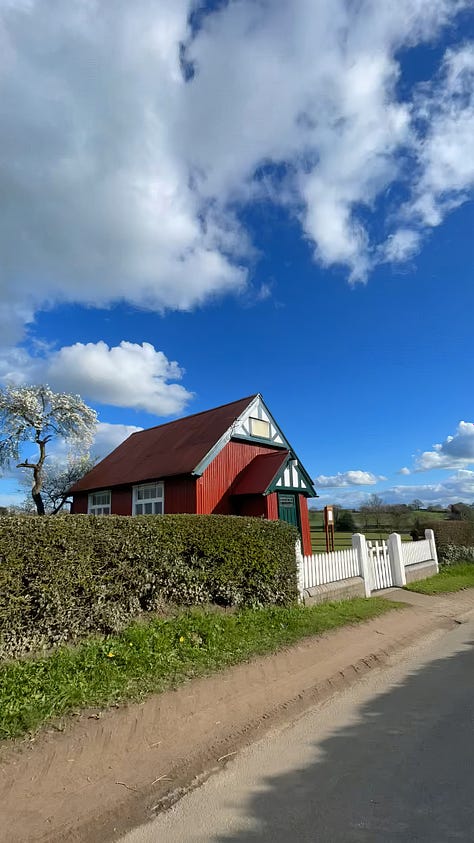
71,395,257,493
231,450,289,496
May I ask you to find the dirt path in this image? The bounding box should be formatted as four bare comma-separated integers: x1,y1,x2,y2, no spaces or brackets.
1,590,473,843
120,615,474,843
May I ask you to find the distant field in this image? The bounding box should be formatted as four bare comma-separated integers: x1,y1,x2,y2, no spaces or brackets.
308,509,447,553
309,531,412,552
411,510,447,521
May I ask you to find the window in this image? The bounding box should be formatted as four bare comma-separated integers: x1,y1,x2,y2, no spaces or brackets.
88,490,111,515
133,482,164,515
249,417,270,439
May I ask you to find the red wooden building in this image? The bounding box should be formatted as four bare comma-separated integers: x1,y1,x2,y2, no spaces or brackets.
70,394,317,555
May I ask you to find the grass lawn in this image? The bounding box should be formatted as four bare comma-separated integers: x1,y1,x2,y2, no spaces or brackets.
0,598,398,742
405,564,474,595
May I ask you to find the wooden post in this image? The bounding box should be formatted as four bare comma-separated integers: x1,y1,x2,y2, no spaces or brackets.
324,505,335,552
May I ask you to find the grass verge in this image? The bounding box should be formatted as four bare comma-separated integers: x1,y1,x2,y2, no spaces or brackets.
0,597,397,741
405,563,474,595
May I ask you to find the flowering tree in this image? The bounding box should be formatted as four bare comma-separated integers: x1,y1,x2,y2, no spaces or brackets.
19,453,97,515
0,385,97,515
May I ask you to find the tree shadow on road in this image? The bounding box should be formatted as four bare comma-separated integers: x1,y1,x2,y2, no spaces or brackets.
212,634,474,842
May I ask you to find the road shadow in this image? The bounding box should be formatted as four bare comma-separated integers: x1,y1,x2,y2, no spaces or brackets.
212,632,474,842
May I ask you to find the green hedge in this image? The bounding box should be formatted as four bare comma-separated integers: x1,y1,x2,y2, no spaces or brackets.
0,514,298,660
429,520,474,549
427,521,474,565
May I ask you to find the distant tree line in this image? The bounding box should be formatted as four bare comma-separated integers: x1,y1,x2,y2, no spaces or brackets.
310,494,474,536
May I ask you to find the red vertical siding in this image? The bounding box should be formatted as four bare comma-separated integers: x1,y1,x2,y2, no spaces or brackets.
265,492,279,520
71,493,88,514
112,488,132,516
299,494,312,556
164,476,197,513
196,441,282,514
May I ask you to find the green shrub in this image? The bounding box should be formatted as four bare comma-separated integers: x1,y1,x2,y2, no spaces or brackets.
428,521,474,564
438,545,474,566
335,510,356,532
0,514,298,659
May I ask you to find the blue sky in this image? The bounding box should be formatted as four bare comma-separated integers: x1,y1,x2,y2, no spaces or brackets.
0,0,473,509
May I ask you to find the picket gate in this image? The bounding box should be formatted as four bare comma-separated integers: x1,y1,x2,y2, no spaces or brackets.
366,540,394,590
298,529,438,598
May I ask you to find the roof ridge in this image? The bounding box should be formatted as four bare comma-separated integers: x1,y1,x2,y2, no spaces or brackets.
130,394,259,436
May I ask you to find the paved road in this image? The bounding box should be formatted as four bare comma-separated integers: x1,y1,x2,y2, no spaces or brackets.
121,620,474,842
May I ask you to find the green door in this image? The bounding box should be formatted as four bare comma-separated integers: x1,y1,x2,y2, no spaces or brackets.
278,493,300,529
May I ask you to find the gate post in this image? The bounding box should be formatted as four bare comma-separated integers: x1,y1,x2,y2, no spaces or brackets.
425,529,439,573
352,533,371,597
295,539,305,602
388,533,406,587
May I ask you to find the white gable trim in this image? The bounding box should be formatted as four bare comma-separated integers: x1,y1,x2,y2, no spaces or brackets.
231,395,287,446
273,459,314,493
192,394,316,496
193,395,290,478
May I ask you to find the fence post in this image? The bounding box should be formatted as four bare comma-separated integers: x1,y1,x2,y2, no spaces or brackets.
425,529,439,573
352,533,371,597
295,539,305,602
388,532,406,587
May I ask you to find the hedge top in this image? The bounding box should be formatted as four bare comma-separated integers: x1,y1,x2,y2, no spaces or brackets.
0,513,299,660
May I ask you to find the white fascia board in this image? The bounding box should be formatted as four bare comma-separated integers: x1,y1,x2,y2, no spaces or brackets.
191,396,259,477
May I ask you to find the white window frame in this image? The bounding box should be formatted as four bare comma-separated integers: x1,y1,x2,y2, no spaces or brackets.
132,482,165,515
88,490,111,515
249,416,271,439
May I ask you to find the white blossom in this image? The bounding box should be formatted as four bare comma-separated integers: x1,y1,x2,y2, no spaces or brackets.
0,384,97,513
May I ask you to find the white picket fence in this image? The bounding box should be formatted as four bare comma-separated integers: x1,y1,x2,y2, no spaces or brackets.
300,547,359,588
402,538,432,567
298,529,438,598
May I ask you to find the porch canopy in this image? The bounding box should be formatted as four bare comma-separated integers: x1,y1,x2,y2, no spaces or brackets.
231,450,314,497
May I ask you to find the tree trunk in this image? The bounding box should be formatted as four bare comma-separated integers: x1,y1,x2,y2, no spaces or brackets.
32,489,45,516
17,435,48,516
32,457,45,516
51,496,68,516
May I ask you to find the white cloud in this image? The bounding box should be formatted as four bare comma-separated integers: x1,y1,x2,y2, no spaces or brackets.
0,0,246,343
387,470,474,506
315,488,381,508
46,419,142,463
315,470,386,488
384,44,474,255
416,421,474,471
406,45,474,228
416,421,474,470
0,0,472,341
394,422,474,480
382,230,421,264
316,469,474,509
91,422,143,460
0,341,193,415
183,0,472,281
